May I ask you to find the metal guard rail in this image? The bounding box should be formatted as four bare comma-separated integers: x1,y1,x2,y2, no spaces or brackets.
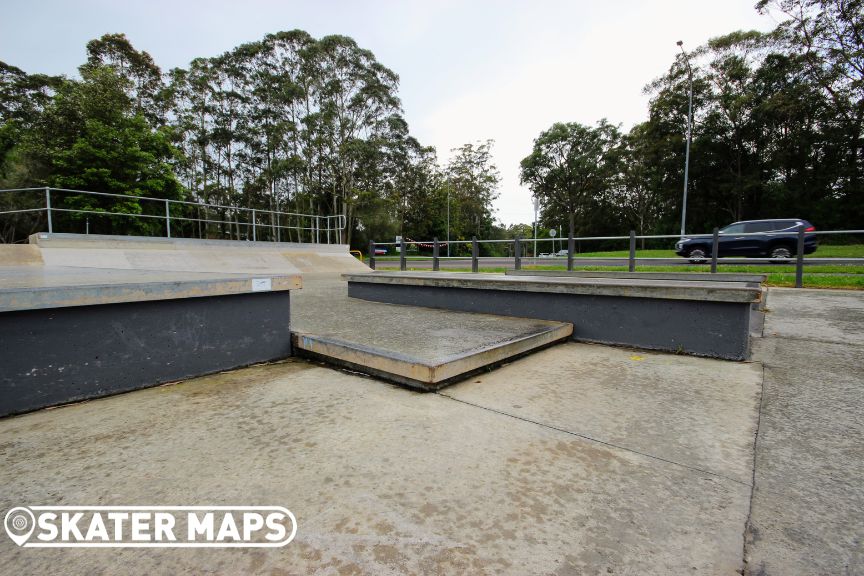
368,228,864,288
0,187,347,244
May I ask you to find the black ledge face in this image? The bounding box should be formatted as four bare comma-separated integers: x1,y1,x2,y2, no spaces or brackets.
346,282,753,362
0,291,292,417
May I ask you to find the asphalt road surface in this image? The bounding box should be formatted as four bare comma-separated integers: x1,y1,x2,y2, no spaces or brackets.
372,257,864,269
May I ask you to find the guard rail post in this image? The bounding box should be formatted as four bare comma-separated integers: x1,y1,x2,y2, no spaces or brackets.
45,187,53,233
514,237,522,270
711,228,719,273
796,225,805,288
472,237,479,273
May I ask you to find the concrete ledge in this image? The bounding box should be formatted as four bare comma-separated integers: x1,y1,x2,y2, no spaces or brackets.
346,273,757,360
0,263,300,415
343,272,761,304
506,269,767,284
0,291,292,417
0,266,301,312
293,320,572,390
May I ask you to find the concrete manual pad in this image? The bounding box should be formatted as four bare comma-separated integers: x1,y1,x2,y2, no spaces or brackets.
291,279,572,389
0,357,755,574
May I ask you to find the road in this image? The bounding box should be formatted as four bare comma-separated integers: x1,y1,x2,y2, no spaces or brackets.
372,256,864,269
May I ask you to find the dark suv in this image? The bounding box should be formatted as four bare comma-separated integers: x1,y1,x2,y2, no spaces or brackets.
675,219,818,261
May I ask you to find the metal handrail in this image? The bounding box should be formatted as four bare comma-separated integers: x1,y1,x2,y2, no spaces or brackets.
0,187,347,243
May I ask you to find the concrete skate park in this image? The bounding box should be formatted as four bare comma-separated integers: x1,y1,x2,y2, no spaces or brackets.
1,234,863,575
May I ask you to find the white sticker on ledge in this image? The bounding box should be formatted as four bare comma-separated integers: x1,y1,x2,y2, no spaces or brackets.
252,278,272,292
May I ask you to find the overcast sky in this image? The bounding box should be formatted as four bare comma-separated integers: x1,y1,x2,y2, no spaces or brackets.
1,0,777,224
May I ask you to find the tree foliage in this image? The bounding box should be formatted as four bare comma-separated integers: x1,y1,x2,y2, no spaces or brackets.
523,1,862,237
0,31,500,245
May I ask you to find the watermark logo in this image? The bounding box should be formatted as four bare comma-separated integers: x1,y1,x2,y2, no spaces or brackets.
4,506,296,548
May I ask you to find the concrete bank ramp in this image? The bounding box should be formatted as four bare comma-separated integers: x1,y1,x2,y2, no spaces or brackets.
291,278,573,390
28,233,370,277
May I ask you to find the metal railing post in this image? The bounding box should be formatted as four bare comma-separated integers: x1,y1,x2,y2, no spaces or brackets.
368,241,376,270
628,230,636,272
432,238,440,271
711,228,719,273
796,225,805,288
400,238,407,271
45,187,53,233
165,200,171,238
251,209,256,242
514,237,522,270
472,237,479,273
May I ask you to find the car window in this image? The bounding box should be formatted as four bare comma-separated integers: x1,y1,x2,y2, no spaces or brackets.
721,223,746,234
744,222,770,232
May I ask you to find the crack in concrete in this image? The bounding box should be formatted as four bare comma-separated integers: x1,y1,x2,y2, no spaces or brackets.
435,390,753,487
741,360,767,576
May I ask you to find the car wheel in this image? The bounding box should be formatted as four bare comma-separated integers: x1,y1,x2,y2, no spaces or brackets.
687,248,707,263
769,246,792,262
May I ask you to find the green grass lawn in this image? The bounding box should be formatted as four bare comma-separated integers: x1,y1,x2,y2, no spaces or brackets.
538,245,863,258
523,264,864,274
375,244,864,259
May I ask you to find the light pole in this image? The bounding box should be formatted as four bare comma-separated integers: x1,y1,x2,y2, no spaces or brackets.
677,40,693,237
446,185,450,257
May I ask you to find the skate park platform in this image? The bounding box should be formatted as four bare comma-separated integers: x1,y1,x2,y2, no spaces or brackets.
0,235,575,410
1,233,764,414
344,271,763,360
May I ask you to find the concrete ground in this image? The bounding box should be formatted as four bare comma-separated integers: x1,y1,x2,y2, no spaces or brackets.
744,289,864,575
0,343,761,574
0,285,861,575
